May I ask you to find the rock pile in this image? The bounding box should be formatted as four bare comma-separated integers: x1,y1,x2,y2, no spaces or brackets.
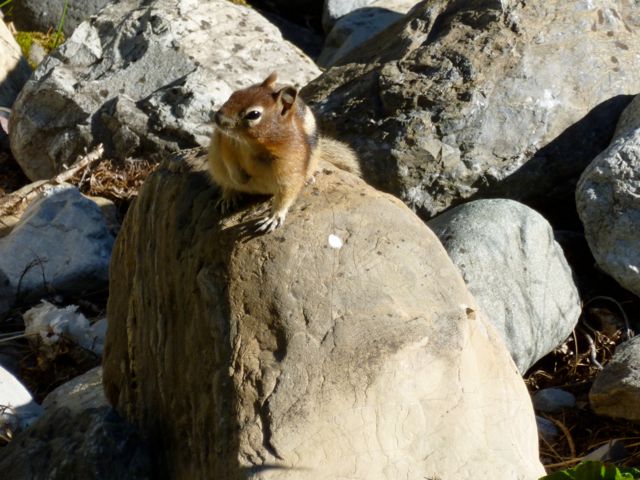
0,0,639,478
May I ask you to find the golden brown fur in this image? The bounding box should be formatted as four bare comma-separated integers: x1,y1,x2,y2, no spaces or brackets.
208,72,360,232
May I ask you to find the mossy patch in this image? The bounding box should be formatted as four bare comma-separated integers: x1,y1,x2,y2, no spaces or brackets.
13,31,65,68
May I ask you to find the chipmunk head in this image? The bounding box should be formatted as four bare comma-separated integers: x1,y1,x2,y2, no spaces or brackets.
214,72,303,146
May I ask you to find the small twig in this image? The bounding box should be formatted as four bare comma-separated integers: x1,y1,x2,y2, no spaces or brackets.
571,329,580,375
0,332,38,344
582,295,633,341
578,327,604,370
15,255,48,303
540,431,566,464
548,415,577,459
0,330,26,338
542,458,583,469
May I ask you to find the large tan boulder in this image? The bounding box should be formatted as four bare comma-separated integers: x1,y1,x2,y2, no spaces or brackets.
102,150,544,479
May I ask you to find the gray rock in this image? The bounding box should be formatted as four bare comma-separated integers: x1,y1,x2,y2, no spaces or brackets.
590,335,640,421
9,0,112,36
576,95,640,297
318,0,417,67
535,416,559,442
582,439,629,463
303,0,640,223
42,366,105,410
0,185,114,315
0,181,116,237
9,0,321,181
428,199,581,373
0,18,31,110
0,367,152,480
322,0,377,32
102,150,545,479
615,94,640,139
532,388,576,412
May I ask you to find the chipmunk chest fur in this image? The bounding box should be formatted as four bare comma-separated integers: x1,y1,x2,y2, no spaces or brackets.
208,72,360,233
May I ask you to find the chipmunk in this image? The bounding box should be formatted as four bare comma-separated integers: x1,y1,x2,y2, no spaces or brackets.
208,72,361,233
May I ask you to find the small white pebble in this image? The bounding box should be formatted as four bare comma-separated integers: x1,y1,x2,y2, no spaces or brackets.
328,234,343,249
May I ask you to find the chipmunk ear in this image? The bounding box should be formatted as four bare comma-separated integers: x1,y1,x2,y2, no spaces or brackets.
275,86,298,115
261,72,278,89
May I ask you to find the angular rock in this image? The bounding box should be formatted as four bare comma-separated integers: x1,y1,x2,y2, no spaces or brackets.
42,366,105,410
0,366,152,479
590,335,640,421
9,0,112,36
0,185,114,315
428,199,581,373
0,180,117,237
102,150,544,479
318,0,416,67
576,94,640,297
303,0,640,223
9,0,321,180
0,18,31,109
532,388,576,413
582,439,629,463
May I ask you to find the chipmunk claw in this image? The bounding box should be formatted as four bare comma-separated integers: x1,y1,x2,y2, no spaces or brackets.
216,194,240,215
255,212,285,233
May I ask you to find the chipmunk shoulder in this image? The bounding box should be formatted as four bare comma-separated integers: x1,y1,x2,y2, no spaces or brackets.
208,72,361,233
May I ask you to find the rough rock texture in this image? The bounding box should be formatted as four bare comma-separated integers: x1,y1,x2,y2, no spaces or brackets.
0,18,31,109
428,199,581,373
9,0,321,181
322,0,377,31
0,185,114,315
303,0,640,223
318,0,416,67
42,366,105,410
590,335,640,421
0,181,118,237
576,94,640,297
102,150,544,480
9,0,112,36
0,366,153,480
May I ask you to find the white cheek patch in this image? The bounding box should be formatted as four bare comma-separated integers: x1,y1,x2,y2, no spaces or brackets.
302,106,317,137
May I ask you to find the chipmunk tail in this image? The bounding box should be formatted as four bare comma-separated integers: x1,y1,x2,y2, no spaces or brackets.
318,137,362,177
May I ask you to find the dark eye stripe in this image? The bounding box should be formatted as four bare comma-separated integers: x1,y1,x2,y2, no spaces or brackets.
245,110,262,120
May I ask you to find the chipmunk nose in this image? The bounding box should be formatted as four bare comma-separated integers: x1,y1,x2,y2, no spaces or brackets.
214,111,233,129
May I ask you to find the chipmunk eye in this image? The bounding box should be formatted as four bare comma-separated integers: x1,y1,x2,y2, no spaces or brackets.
244,110,262,121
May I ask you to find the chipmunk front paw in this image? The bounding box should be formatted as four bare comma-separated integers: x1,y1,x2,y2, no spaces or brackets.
255,210,286,233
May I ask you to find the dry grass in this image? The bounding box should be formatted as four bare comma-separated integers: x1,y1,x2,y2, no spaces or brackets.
0,153,29,197
526,298,640,473
69,157,157,204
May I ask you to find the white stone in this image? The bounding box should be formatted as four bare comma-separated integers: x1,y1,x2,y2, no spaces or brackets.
0,365,43,434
